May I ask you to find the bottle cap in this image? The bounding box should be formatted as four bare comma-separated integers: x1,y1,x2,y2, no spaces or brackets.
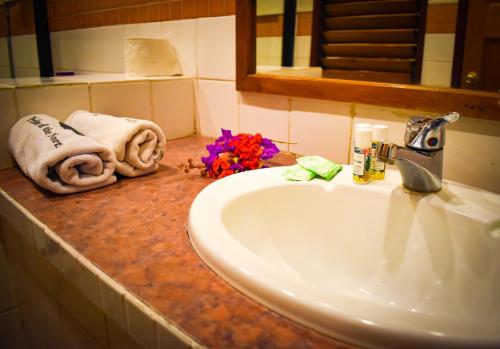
354,127,372,149
372,124,388,142
355,122,371,129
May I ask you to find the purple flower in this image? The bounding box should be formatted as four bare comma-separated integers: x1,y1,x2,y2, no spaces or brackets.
230,163,244,172
201,129,280,179
260,137,280,159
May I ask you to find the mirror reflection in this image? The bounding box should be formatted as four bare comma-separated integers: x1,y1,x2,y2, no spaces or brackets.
256,0,500,93
0,0,40,78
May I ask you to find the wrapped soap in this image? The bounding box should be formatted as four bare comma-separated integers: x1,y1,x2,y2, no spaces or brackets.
297,155,342,181
282,164,317,181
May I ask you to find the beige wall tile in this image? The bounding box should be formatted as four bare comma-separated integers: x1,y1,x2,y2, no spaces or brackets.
125,294,156,349
0,309,26,349
1,218,24,264
59,247,82,290
3,202,33,246
7,257,30,307
21,239,55,297
152,79,195,140
421,61,453,87
42,231,64,272
445,117,500,194
423,34,455,62
294,35,311,63
61,309,106,349
20,272,65,349
0,244,15,313
162,19,197,77
0,89,17,169
99,276,127,330
107,317,142,349
197,16,236,80
14,68,41,79
290,98,351,163
156,322,190,349
11,35,39,70
138,22,163,38
196,79,239,138
16,84,90,121
78,258,102,308
22,321,44,349
256,37,282,67
239,92,290,151
56,273,108,347
31,221,47,255
90,81,152,120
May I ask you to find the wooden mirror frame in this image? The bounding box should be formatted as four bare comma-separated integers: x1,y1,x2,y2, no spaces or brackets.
236,0,499,121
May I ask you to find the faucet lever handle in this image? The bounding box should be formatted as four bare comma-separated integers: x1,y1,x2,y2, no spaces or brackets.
404,112,460,151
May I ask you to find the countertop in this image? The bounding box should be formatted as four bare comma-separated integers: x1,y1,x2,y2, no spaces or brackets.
0,135,359,349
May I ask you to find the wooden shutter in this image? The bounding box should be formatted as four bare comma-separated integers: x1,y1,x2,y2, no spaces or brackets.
319,0,427,83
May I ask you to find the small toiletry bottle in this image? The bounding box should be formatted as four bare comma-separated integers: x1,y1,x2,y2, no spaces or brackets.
353,127,372,184
369,124,388,180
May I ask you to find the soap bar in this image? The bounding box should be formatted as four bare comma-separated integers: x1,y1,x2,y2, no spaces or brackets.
296,155,342,181
282,165,317,181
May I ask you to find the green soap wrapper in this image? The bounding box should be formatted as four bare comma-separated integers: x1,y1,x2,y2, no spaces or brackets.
282,165,317,181
296,155,342,181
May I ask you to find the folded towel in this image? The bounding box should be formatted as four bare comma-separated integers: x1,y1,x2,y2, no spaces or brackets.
8,114,117,194
65,110,166,177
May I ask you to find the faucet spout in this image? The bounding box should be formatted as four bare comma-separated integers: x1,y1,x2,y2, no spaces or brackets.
372,112,459,193
375,142,444,192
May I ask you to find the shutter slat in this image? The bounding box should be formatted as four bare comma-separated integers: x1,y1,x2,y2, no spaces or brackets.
325,14,418,30
323,43,416,58
326,0,418,17
323,29,417,43
322,57,414,72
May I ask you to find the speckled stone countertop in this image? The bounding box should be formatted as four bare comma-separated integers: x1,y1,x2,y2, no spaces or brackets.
0,135,359,349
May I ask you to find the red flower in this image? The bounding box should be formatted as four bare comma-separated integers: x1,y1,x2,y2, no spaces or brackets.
202,129,279,179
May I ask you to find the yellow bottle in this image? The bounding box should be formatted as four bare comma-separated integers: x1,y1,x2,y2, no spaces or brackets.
353,127,372,184
370,124,388,180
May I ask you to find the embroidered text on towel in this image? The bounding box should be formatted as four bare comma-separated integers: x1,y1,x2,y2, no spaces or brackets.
27,116,63,148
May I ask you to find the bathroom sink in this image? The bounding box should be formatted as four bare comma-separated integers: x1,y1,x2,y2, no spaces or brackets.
188,166,500,349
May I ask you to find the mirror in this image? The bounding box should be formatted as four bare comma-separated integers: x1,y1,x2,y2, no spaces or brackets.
254,0,499,93
236,0,499,120
0,0,52,79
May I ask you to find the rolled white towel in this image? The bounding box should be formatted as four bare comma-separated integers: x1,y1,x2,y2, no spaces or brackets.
65,110,166,177
8,114,117,194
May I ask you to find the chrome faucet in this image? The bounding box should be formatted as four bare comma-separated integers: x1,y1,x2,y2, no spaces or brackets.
375,112,460,193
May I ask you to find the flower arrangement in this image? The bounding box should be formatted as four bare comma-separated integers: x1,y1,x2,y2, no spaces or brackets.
201,129,280,179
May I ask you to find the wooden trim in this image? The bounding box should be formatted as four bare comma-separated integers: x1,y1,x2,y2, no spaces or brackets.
236,0,500,121
236,0,256,89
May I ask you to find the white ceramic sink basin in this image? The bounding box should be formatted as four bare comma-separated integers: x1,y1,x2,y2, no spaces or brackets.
188,166,500,349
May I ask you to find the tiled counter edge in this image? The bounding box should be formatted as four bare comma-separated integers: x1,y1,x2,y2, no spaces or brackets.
0,188,203,349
